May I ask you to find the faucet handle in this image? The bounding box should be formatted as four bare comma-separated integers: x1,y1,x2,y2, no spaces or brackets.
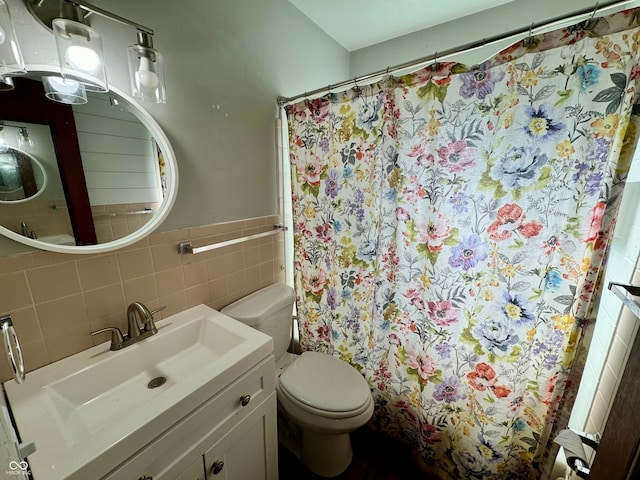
143,305,166,334
91,327,125,351
150,305,167,317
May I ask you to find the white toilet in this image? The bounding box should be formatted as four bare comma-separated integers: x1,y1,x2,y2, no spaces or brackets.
221,283,374,477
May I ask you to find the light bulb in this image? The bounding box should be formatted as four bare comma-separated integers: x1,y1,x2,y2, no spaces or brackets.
66,43,100,73
137,56,159,89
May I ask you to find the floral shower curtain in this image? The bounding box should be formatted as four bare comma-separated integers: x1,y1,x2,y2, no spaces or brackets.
286,9,640,479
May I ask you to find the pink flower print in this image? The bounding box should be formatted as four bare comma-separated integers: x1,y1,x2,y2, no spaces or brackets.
584,201,605,243
542,234,561,256
487,203,543,241
307,98,329,124
437,140,476,172
300,156,323,186
303,265,327,296
419,421,443,445
395,207,410,220
315,223,332,243
416,210,451,252
427,300,460,327
317,324,331,343
407,144,434,166
404,288,425,311
406,345,436,383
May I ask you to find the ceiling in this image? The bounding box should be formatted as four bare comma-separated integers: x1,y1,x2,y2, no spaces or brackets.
289,0,519,51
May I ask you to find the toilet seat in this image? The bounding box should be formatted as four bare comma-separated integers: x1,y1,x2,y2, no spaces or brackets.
278,351,372,418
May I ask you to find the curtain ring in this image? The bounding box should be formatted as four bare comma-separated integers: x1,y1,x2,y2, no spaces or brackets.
353,76,361,96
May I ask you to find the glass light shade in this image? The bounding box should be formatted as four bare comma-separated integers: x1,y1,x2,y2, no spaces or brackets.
17,128,33,151
127,44,166,103
42,75,88,105
0,0,26,77
0,75,14,91
52,18,107,92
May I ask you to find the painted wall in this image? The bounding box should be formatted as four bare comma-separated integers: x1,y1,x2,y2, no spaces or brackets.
350,0,640,78
5,0,350,238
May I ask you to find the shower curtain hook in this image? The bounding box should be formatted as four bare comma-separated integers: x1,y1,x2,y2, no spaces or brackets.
353,76,361,96
523,22,535,47
586,2,600,29
431,52,439,71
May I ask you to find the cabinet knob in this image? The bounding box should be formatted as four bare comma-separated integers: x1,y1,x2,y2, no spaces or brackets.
211,460,224,475
240,394,251,406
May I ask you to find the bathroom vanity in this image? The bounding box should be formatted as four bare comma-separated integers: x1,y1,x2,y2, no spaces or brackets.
2,305,278,480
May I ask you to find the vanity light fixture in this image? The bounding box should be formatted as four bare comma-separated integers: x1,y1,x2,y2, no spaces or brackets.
0,0,26,89
51,1,107,92
24,0,167,103
127,31,166,103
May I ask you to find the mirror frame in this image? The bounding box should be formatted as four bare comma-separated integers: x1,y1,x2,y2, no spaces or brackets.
0,65,178,254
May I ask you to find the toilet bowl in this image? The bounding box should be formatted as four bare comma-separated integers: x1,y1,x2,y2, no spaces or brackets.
221,284,374,477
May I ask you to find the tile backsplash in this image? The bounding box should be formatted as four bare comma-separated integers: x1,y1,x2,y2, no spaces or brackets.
0,215,285,382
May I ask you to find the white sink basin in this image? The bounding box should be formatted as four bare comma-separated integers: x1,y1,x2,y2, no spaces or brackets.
3,305,273,480
38,234,76,245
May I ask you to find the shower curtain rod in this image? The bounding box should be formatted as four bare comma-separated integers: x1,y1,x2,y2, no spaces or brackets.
277,0,634,107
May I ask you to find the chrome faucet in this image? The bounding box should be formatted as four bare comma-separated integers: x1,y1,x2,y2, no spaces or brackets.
91,302,166,351
20,222,36,239
128,301,160,337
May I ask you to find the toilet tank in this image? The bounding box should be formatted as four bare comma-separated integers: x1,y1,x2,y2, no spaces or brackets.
221,284,295,361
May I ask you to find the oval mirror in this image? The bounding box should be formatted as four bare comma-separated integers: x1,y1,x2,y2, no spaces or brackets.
0,146,48,203
0,69,178,254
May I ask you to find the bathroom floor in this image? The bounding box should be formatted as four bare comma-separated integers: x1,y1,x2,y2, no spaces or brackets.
277,427,434,480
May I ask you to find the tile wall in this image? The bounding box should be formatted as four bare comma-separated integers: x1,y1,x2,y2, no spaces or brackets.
0,215,285,383
569,181,640,454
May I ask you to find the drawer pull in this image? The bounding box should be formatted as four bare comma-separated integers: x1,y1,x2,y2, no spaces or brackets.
138,476,153,480
240,394,251,406
212,460,224,474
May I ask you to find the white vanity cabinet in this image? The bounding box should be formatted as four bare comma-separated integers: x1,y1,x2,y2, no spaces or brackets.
101,356,278,480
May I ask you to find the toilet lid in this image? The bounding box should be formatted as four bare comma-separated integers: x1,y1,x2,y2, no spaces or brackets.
279,351,371,412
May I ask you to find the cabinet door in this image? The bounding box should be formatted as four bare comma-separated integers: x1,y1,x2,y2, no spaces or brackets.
176,457,206,480
205,393,277,480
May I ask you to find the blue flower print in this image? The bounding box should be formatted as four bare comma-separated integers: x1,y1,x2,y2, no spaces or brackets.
448,234,488,271
576,63,600,91
544,269,562,291
501,292,536,326
492,146,548,189
459,64,505,100
356,97,383,131
472,318,519,354
523,104,566,141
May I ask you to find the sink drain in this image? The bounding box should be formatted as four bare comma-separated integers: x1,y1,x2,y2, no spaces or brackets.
147,376,167,389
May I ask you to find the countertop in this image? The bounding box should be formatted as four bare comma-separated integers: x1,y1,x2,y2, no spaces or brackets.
0,387,29,479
